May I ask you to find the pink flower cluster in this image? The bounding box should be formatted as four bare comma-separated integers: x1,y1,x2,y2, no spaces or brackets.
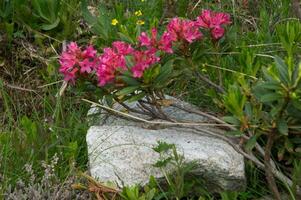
131,49,160,78
167,18,202,43
59,10,231,86
138,28,173,53
97,41,134,86
196,10,231,40
59,42,97,82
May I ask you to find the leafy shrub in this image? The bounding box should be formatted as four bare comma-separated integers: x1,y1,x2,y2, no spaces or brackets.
58,3,301,199
0,0,81,43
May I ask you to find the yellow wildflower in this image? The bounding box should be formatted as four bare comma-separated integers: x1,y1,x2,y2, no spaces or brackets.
134,10,142,16
136,20,145,25
111,19,118,26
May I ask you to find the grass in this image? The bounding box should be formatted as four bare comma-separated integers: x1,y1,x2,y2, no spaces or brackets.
0,83,91,191
0,40,93,194
1,0,301,199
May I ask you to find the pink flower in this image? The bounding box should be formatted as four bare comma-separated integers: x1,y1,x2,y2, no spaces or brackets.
167,18,202,43
97,62,116,86
59,43,80,82
59,42,98,83
211,26,225,40
196,10,231,40
79,58,96,73
67,42,80,54
212,12,231,26
112,41,134,55
138,32,152,47
131,49,160,78
195,10,212,28
62,68,79,83
138,28,173,53
158,31,173,53
167,18,182,41
182,20,203,43
96,42,133,86
82,45,97,58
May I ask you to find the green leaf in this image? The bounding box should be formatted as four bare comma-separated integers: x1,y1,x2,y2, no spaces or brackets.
222,116,241,125
116,86,139,96
21,116,37,142
277,118,288,135
255,81,282,90
225,130,243,137
285,138,294,152
143,64,160,84
120,75,140,86
5,22,14,43
0,78,4,87
274,56,289,85
125,55,134,67
127,92,146,103
260,93,283,103
292,99,301,110
262,67,276,82
104,95,114,107
117,32,135,44
244,102,253,118
153,157,173,168
40,18,60,30
154,60,173,86
144,188,156,200
245,135,257,151
152,141,174,153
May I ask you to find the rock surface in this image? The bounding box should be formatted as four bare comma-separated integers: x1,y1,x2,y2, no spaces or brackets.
86,97,246,192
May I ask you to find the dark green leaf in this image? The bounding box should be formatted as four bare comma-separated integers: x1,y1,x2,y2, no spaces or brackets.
222,116,241,125
245,135,257,151
116,86,139,96
154,60,173,86
260,93,283,103
274,56,289,85
262,67,276,82
277,118,288,135
225,130,243,137
244,102,253,118
255,81,282,90
292,99,301,110
152,141,174,153
40,18,60,30
120,75,140,86
153,157,172,168
127,92,146,103
285,138,294,152
117,32,135,44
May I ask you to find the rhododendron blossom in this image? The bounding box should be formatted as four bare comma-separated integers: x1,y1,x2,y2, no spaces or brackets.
196,10,231,40
59,10,231,86
59,42,97,82
131,49,160,78
138,28,173,53
97,42,134,86
167,18,202,43
112,41,134,55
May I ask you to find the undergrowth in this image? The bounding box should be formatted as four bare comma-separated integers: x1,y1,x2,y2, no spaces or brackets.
1,0,301,199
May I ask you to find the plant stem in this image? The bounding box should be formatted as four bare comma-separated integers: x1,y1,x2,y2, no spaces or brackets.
213,42,224,90
264,131,281,200
188,57,225,94
195,71,225,94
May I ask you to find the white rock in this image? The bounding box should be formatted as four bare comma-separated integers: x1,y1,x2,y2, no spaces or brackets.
86,97,246,192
